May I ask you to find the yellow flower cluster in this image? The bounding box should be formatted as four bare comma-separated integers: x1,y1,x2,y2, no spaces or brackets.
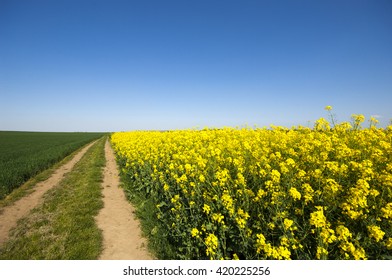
310,206,328,228
111,116,392,259
368,225,385,242
205,233,219,258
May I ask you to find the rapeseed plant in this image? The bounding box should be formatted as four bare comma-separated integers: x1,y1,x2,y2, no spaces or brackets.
111,111,392,259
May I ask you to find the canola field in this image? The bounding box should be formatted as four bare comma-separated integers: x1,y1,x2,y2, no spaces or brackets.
111,115,392,260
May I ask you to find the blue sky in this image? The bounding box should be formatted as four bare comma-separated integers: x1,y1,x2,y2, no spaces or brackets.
1,0,391,132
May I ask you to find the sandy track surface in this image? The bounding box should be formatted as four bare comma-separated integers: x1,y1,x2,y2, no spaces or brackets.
96,140,152,260
0,141,96,246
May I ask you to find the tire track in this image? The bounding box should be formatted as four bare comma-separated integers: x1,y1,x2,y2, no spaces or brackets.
96,140,152,260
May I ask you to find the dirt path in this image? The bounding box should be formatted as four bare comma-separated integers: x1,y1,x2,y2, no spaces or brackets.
96,140,152,260
0,141,96,246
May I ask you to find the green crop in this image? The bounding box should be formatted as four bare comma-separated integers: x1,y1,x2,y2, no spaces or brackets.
0,131,104,199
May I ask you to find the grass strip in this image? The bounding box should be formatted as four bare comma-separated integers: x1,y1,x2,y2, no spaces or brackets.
0,137,106,259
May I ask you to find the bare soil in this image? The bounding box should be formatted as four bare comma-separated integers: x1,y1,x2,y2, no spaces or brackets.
96,140,152,260
0,141,96,246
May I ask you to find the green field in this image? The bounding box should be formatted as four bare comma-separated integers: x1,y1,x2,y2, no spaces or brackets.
0,137,106,259
0,131,105,199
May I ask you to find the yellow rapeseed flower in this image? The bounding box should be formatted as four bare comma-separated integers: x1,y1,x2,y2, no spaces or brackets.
191,228,200,238
255,233,266,254
336,225,352,241
309,206,327,228
386,238,392,250
316,246,328,259
203,204,211,215
381,203,392,219
205,233,219,258
212,213,225,224
368,225,385,242
271,169,281,183
289,187,301,201
283,218,294,230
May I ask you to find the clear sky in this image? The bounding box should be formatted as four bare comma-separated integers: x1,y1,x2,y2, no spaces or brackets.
1,0,391,132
